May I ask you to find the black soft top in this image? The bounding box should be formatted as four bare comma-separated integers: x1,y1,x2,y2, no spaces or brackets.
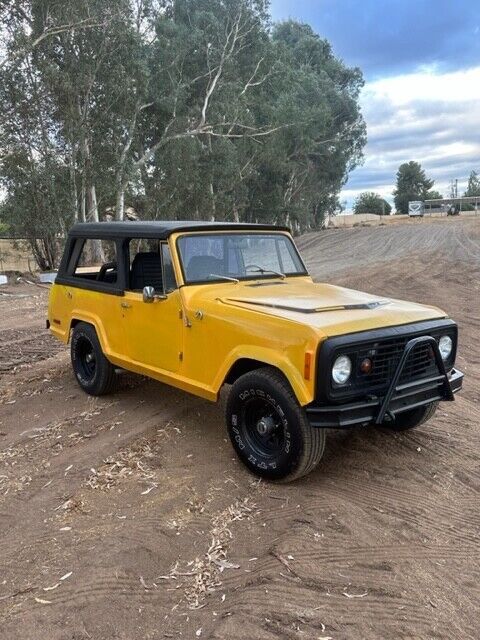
69,221,290,239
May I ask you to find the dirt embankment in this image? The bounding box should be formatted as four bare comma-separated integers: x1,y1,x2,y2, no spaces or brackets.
0,217,479,639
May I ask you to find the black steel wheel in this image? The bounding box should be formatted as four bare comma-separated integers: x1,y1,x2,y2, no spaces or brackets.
75,335,97,381
241,396,287,460
226,367,325,481
71,322,116,396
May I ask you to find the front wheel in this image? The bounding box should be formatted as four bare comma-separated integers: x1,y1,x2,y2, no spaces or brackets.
226,367,325,481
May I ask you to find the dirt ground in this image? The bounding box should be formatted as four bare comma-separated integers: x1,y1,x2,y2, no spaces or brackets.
0,217,479,640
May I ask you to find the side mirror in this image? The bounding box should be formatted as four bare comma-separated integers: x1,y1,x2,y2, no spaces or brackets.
142,285,167,303
143,285,155,303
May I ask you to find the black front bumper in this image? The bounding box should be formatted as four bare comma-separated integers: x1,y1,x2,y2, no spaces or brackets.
306,335,464,429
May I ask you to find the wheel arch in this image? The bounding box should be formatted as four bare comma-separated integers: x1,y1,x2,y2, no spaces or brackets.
224,358,275,385
68,313,108,353
218,347,313,406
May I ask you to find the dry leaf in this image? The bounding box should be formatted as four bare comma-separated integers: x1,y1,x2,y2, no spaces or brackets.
141,485,156,495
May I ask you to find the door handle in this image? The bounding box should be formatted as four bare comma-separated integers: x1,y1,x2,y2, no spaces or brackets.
121,302,132,309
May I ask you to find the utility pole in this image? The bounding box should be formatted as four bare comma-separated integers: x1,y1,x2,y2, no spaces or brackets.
450,179,458,199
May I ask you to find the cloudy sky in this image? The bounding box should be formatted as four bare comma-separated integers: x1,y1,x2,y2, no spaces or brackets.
271,0,480,210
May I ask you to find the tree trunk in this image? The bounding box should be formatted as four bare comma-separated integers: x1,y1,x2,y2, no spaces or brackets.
86,184,99,222
80,133,103,263
209,182,216,221
116,188,124,220
80,180,86,223
30,239,48,271
86,185,103,262
70,147,79,222
115,179,125,220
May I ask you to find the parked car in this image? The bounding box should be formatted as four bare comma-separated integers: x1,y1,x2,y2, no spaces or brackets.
48,222,463,481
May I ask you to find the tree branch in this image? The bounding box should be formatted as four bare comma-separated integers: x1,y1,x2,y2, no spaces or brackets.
0,17,107,70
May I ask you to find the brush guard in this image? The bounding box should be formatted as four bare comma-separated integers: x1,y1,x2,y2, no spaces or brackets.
306,335,462,429
374,335,454,424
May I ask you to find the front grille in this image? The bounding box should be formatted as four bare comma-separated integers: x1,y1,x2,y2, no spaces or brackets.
354,337,439,391
322,322,458,402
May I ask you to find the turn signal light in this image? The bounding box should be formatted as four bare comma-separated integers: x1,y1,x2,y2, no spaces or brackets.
360,357,373,374
304,352,313,380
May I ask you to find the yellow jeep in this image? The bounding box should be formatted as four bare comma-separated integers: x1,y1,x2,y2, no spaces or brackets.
48,221,463,481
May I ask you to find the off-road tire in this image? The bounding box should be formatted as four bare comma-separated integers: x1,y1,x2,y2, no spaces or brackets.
384,402,438,432
71,322,117,396
226,367,325,482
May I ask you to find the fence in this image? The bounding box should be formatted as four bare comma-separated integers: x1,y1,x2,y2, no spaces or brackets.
0,239,35,272
327,210,480,228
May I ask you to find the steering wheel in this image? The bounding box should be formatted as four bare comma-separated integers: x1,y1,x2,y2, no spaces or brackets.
97,261,117,281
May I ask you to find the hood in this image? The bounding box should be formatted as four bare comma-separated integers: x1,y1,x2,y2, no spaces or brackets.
215,278,446,337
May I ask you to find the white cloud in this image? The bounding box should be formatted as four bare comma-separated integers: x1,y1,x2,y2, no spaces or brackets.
366,66,480,105
342,65,480,208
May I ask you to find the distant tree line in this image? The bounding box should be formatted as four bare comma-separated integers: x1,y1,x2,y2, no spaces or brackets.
355,163,480,216
0,0,366,269
353,192,391,216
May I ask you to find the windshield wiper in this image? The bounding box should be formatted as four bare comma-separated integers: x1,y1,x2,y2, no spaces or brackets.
208,274,239,283
246,265,286,280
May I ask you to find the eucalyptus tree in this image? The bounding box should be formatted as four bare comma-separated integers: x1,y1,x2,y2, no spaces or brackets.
263,21,366,230
122,0,280,222
1,0,367,269
0,2,73,267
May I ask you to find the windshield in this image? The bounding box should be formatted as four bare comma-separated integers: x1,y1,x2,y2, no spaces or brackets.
177,233,307,284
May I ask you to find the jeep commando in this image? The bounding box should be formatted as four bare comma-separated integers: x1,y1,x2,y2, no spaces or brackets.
48,222,463,481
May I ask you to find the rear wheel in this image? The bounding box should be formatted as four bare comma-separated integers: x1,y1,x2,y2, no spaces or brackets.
382,402,438,432
71,322,116,396
226,367,325,481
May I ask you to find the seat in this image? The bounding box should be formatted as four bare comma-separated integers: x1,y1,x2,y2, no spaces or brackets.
186,255,223,281
130,251,163,291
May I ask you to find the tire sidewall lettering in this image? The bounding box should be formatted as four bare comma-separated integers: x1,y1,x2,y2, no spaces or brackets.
230,385,295,472
231,425,245,450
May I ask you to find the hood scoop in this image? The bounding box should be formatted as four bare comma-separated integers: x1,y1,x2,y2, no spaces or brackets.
225,297,391,314
246,281,287,288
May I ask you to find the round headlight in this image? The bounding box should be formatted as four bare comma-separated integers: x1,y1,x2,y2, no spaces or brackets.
438,335,453,361
332,355,352,385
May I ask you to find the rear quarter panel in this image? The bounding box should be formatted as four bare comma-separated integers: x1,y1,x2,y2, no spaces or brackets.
48,284,124,360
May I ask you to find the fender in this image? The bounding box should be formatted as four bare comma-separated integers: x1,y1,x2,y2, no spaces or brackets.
214,344,314,406
68,311,111,354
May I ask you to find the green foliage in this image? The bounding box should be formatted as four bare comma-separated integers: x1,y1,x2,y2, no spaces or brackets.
0,1,366,267
0,150,71,268
354,192,391,215
464,170,480,197
393,161,434,214
425,190,443,200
